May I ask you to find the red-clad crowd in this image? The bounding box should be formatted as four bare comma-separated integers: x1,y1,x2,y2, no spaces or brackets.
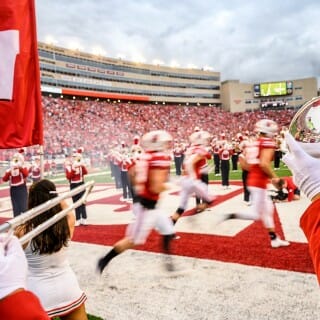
0,96,296,165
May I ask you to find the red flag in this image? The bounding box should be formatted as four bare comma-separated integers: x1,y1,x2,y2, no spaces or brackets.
0,0,43,148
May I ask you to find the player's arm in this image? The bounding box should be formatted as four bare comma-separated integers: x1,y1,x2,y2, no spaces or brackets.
238,153,250,171
148,168,169,194
259,148,277,179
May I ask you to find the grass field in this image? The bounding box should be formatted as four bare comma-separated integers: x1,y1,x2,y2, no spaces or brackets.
47,161,292,186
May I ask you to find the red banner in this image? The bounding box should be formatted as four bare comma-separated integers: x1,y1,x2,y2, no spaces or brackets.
0,0,43,148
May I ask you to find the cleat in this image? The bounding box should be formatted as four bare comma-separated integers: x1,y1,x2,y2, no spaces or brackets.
196,203,207,213
271,237,290,248
214,212,236,225
97,257,108,274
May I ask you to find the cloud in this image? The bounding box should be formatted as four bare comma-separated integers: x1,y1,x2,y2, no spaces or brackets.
35,0,320,84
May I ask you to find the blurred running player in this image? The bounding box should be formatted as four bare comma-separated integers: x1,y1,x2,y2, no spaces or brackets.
171,130,216,224
97,130,176,272
218,119,290,248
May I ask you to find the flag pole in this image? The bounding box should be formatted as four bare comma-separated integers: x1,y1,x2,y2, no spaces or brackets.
39,145,44,179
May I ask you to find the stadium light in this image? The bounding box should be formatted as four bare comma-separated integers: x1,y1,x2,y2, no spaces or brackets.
44,35,57,45
67,41,84,52
203,66,214,71
91,46,106,57
132,55,146,64
152,59,164,66
117,54,126,60
187,64,198,69
170,60,180,68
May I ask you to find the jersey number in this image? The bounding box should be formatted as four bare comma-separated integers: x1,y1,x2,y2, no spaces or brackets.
245,143,260,164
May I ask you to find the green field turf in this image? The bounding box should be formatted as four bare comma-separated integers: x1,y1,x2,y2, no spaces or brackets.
48,160,292,186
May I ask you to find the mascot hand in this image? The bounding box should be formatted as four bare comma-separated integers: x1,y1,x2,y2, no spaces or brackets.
282,132,320,200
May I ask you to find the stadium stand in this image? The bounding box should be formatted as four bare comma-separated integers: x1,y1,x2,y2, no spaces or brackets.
0,96,296,172
1,42,314,171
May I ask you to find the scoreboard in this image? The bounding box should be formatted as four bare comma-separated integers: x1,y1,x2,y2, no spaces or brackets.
254,81,293,97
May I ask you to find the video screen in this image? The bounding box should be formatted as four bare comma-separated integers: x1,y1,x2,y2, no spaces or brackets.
260,82,287,96
253,81,293,97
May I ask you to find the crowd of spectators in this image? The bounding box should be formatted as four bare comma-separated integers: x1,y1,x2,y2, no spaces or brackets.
0,96,297,167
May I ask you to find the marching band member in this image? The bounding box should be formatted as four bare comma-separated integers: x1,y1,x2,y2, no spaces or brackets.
219,142,233,189
231,138,241,171
29,156,41,183
2,149,28,217
127,137,144,209
108,147,122,189
65,147,88,226
173,141,185,176
212,138,222,176
130,135,140,153
119,152,133,201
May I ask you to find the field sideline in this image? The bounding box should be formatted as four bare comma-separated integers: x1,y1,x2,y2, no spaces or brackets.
0,164,318,319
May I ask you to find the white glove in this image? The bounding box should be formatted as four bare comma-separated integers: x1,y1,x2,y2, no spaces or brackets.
0,234,27,299
282,132,320,200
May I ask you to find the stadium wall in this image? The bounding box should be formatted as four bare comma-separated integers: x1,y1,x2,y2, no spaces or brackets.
38,42,318,112
221,77,318,113
38,42,221,106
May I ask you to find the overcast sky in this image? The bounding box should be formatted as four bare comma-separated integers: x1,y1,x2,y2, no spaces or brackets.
35,0,320,84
